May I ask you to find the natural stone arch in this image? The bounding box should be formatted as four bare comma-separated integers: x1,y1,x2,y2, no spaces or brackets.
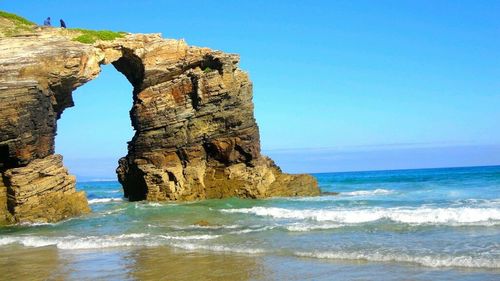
0,32,319,224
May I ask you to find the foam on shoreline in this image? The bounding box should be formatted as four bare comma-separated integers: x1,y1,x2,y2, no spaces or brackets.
295,250,500,269
0,233,220,250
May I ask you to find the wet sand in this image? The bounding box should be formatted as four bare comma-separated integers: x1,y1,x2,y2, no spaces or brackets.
1,245,499,281
0,245,265,281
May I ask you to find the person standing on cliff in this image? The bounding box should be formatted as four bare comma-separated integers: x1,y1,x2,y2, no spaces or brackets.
43,17,51,26
60,19,66,28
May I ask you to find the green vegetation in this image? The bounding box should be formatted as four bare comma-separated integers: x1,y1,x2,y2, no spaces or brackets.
0,11,35,26
0,10,35,37
70,28,126,44
203,67,213,73
0,10,126,43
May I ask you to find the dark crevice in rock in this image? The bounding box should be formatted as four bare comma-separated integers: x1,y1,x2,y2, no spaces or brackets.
202,142,222,164
51,88,75,119
176,149,188,168
235,144,253,165
2,174,15,216
166,170,176,182
112,48,145,94
188,74,201,110
117,157,147,201
203,139,250,167
199,54,224,74
0,144,14,170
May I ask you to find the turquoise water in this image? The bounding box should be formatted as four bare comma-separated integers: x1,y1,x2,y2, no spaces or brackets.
1,166,499,280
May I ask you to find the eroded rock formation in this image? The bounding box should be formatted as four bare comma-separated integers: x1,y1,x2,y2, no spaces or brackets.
0,24,319,224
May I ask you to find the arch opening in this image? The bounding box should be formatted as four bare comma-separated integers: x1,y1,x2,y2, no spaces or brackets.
55,64,134,183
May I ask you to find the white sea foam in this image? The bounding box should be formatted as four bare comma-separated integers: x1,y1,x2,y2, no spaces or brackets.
0,237,17,246
5,236,58,247
289,189,394,202
0,236,56,247
56,234,153,249
285,223,345,232
172,242,265,254
170,224,241,230
286,196,338,202
341,189,394,196
294,251,500,269
0,233,258,254
88,198,124,204
221,206,500,225
19,221,58,227
228,226,274,234
159,234,220,240
0,236,65,248
100,208,127,216
147,203,163,207
451,199,500,208
171,224,271,234
0,233,220,250
134,202,164,209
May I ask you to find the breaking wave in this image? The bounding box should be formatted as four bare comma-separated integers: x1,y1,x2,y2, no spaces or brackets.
228,226,274,234
88,198,124,204
0,233,220,250
221,206,500,225
159,234,220,240
341,189,394,196
171,242,265,254
295,250,500,269
170,224,241,230
285,223,345,232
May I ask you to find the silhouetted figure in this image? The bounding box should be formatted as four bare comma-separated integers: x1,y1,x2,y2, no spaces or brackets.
60,19,66,28
43,17,51,26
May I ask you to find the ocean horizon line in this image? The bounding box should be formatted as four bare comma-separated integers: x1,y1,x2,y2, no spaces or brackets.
310,163,500,175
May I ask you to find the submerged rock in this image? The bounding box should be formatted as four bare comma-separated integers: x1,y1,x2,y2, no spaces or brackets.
321,192,339,196
0,14,319,224
193,220,213,227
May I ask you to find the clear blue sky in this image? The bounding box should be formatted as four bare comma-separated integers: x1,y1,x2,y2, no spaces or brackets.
3,1,500,178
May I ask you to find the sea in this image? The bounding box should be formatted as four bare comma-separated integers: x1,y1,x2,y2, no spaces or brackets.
0,166,499,280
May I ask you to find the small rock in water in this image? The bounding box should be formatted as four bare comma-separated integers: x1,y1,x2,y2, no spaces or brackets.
321,192,339,196
194,220,211,226
193,220,212,227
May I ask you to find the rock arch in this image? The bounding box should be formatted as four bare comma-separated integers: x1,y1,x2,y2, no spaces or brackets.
0,32,319,224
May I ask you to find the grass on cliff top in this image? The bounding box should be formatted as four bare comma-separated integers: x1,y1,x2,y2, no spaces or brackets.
0,11,125,42
0,10,35,37
0,11,35,26
70,28,126,44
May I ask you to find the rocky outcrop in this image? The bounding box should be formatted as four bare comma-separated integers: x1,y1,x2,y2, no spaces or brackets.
3,154,89,223
0,27,104,223
0,19,319,223
112,41,319,201
0,176,9,225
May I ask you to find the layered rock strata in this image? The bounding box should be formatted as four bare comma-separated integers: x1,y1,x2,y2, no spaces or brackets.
0,176,9,224
0,26,319,223
3,154,89,223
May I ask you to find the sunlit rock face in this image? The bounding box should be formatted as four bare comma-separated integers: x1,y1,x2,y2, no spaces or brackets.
0,26,318,223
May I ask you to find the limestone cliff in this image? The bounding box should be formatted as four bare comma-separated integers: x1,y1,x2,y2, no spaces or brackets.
0,13,319,224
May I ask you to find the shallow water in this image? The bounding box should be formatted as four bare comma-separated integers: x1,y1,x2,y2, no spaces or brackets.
1,166,499,280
